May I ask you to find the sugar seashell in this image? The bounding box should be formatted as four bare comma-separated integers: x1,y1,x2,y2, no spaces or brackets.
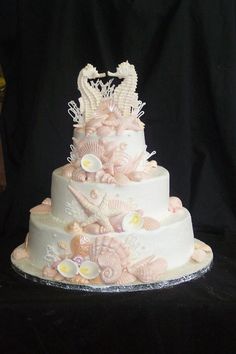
81,154,102,172
42,266,57,278
78,260,99,280
108,198,134,213
114,173,130,185
116,271,137,285
66,221,83,234
70,275,90,284
75,139,105,159
30,203,51,214
96,125,114,136
122,211,144,232
128,171,145,181
61,163,75,178
168,197,183,213
83,223,106,234
90,236,129,269
12,247,29,260
53,273,65,282
42,198,51,206
72,168,87,182
143,217,160,230
90,189,98,199
70,235,90,257
57,259,79,278
191,249,207,263
129,257,168,283
98,253,123,284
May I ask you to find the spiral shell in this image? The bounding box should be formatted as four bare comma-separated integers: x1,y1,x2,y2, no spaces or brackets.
90,236,129,268
98,253,123,284
75,139,105,159
143,217,160,230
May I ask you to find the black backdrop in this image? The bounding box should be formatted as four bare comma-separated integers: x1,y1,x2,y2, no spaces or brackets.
0,1,236,354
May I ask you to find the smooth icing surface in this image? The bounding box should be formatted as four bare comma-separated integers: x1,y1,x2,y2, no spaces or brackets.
51,166,169,222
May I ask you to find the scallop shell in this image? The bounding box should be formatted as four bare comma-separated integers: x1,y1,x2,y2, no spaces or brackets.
61,163,75,178
98,253,122,284
129,257,168,283
113,151,132,174
116,271,137,285
81,154,102,172
122,211,144,232
90,236,129,268
57,259,79,278
78,260,100,280
75,139,105,159
108,199,134,213
143,217,160,230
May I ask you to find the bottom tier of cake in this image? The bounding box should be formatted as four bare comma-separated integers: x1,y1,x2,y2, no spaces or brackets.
11,208,213,290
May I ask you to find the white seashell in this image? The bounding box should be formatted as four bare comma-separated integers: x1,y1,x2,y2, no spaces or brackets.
143,217,160,230
57,259,79,278
81,154,102,172
122,211,144,232
78,260,99,280
114,173,130,185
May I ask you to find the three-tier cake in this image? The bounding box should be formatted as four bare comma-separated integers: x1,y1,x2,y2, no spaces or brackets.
11,62,213,291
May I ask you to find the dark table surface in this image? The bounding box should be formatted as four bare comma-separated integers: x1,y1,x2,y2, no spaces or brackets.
0,232,235,354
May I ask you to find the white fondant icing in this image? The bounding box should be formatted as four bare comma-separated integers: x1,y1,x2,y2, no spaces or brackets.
51,166,169,222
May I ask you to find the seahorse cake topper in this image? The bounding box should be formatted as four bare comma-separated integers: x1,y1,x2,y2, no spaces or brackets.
77,61,140,121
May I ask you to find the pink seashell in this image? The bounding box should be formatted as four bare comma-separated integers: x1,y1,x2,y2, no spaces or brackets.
96,126,115,136
66,221,83,234
30,204,51,214
61,163,75,178
75,139,105,159
98,252,123,284
90,189,98,199
192,249,207,263
168,197,183,213
128,171,145,181
90,236,129,269
70,275,90,284
42,197,51,206
116,270,137,285
86,172,96,182
12,247,29,260
108,198,134,213
109,213,126,232
83,223,105,234
42,266,57,278
113,151,132,174
53,273,65,282
114,173,130,185
101,172,116,184
128,256,168,283
72,168,87,182
143,217,160,230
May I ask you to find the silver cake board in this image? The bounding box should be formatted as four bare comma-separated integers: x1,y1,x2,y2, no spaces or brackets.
11,239,213,293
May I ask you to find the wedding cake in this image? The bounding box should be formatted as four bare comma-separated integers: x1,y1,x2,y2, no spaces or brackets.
11,62,213,290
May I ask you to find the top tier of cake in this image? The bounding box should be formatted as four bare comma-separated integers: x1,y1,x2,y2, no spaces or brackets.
62,61,158,185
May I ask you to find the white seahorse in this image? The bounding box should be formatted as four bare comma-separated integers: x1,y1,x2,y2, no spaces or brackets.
108,61,139,117
77,64,106,121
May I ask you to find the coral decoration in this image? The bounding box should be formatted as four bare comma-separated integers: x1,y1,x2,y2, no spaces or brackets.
30,202,51,214
168,197,183,213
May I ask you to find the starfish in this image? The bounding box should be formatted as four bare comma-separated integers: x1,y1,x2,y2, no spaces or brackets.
68,186,125,232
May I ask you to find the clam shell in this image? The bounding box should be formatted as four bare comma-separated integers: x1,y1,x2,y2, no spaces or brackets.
57,259,79,278
143,217,160,230
78,260,99,280
75,139,105,159
81,154,102,172
122,211,144,232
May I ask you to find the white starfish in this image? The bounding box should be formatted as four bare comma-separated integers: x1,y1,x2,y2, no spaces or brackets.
68,186,125,232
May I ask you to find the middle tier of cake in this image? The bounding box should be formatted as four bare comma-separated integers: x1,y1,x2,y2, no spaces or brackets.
51,166,170,223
